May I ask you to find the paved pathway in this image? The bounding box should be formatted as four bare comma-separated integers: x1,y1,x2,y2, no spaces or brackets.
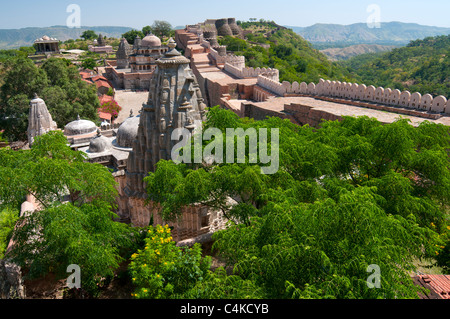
114,90,148,124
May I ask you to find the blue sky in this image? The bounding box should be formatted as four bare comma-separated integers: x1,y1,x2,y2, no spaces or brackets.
0,0,449,29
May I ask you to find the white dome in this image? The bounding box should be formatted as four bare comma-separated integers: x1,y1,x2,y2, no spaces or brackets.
64,116,97,136
116,115,140,148
89,133,112,153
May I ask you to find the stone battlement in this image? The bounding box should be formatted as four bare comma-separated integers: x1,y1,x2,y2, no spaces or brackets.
224,63,279,81
256,76,450,115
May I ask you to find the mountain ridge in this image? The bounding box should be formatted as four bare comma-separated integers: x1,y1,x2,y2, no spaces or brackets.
286,21,450,45
0,26,133,49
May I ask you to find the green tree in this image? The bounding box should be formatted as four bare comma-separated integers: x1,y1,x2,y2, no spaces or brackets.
81,30,98,41
142,25,153,36
144,107,449,299
81,57,97,70
122,30,145,45
0,207,19,259
0,57,100,141
151,20,173,38
1,131,140,295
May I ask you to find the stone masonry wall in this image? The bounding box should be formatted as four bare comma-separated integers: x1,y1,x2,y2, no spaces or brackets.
257,76,450,115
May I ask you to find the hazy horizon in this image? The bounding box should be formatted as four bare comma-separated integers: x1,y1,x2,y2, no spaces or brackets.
0,20,449,31
0,0,449,30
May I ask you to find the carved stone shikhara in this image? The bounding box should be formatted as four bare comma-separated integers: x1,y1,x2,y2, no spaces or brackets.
27,94,58,146
125,38,206,199
118,39,225,240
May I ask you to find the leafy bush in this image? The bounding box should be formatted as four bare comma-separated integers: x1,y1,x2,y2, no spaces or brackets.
0,208,19,259
129,225,211,299
9,202,138,295
100,100,122,119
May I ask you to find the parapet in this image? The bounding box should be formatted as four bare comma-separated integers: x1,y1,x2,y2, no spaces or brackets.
256,76,449,115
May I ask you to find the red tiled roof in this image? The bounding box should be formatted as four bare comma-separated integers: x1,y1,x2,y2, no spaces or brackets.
95,80,112,89
99,94,114,105
414,275,450,299
81,78,93,84
91,75,108,82
98,111,112,121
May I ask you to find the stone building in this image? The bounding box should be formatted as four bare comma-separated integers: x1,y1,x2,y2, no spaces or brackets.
27,94,58,146
105,34,169,90
34,36,60,55
88,33,113,54
117,38,226,241
116,38,133,69
129,33,167,73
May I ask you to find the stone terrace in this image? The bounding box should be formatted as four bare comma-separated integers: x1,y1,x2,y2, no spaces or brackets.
242,97,450,127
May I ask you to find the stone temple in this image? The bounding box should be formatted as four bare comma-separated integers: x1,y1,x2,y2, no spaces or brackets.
106,33,169,90
30,38,227,242
27,94,58,146
125,38,206,198
115,38,227,242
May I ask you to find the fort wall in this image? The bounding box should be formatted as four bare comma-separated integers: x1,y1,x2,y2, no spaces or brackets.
256,76,450,115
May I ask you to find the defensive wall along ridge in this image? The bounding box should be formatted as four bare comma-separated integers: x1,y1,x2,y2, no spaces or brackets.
176,24,450,126
254,76,450,116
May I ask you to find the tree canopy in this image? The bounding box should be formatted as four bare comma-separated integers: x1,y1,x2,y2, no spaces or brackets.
143,106,450,299
0,57,100,142
1,131,140,295
342,35,450,97
80,30,98,41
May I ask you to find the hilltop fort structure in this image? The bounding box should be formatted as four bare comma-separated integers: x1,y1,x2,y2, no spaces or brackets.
175,20,450,128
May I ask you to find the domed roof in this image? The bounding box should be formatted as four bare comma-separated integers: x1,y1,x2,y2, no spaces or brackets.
64,115,97,136
141,33,161,47
116,115,140,148
88,131,112,153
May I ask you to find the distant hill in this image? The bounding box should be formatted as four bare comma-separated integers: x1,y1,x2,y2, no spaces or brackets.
0,26,133,49
223,21,356,84
342,35,450,97
287,22,450,45
321,44,398,61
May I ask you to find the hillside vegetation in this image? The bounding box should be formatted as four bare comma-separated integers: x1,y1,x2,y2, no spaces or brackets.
341,35,450,97
321,44,398,61
223,21,356,84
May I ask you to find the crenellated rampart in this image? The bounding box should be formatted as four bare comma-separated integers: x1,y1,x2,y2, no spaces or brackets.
256,76,450,115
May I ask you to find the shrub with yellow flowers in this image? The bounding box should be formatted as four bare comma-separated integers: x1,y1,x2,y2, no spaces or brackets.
129,224,211,299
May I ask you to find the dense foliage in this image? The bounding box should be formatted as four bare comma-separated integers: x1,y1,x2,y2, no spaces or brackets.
0,57,100,142
0,207,18,259
122,21,174,45
342,35,450,97
144,106,449,299
0,132,140,295
129,224,211,299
